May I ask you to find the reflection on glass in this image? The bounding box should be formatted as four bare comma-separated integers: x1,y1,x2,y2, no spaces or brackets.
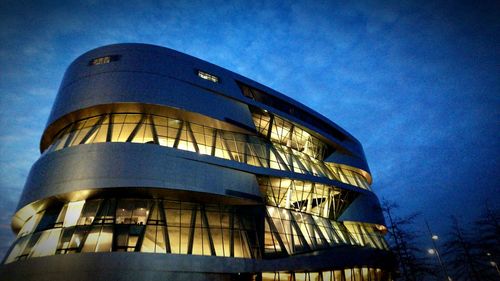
45,113,370,190
77,200,100,225
261,268,388,281
18,211,44,238
63,200,85,227
259,177,354,220
4,235,30,263
30,229,61,258
5,197,389,267
264,206,387,256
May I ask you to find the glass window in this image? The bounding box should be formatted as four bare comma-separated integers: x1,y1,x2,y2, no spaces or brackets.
77,200,101,225
30,229,62,257
67,226,90,252
63,201,85,227
197,70,219,83
18,211,44,237
81,226,100,252
96,226,113,252
35,206,62,232
116,199,149,225
89,55,120,65
114,225,143,252
4,235,30,263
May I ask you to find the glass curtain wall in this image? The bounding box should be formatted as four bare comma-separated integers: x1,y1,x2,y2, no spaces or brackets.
5,198,387,264
261,268,389,281
258,177,356,220
4,199,260,264
264,206,388,257
44,113,370,190
251,111,327,160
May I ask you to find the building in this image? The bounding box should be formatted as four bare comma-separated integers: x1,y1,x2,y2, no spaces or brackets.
1,43,394,280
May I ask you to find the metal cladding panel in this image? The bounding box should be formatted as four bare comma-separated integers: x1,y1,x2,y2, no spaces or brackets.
17,143,260,211
0,253,255,281
0,249,394,281
260,247,395,272
325,150,371,174
338,193,386,226
48,71,254,130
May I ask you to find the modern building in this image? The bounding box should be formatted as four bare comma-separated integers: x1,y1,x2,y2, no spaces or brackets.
1,43,394,281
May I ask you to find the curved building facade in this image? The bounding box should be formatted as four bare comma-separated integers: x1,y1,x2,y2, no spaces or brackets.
1,43,394,281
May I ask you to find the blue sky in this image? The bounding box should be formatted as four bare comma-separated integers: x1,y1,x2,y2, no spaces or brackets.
0,0,498,257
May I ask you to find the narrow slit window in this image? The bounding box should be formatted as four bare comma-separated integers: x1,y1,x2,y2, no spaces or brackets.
89,55,121,66
197,70,219,83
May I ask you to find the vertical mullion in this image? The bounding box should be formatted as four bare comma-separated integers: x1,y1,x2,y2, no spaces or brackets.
265,216,288,255
286,147,294,171
186,122,199,153
135,225,146,252
63,123,77,148
248,142,265,167
173,121,184,148
79,115,106,144
357,224,366,246
269,146,290,172
266,114,274,139
289,211,311,252
236,214,254,259
200,206,216,256
187,206,197,254
149,115,159,145
230,211,235,257
210,130,217,156
243,135,249,164
159,201,171,253
292,151,309,174
48,126,70,152
220,133,235,161
106,114,114,142
126,115,146,142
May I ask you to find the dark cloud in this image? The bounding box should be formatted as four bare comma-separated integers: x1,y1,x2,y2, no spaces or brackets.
0,0,499,258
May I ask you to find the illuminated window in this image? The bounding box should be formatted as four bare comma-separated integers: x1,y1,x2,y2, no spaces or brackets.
30,229,62,257
89,55,121,66
18,212,44,238
63,201,85,227
197,70,219,83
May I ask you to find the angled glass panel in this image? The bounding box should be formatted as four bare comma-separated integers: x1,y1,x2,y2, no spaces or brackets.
63,200,85,227
4,235,30,263
77,200,101,226
30,229,62,258
18,211,44,238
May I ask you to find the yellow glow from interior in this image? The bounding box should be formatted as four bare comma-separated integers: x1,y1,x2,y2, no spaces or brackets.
18,212,43,237
63,200,85,227
31,229,62,257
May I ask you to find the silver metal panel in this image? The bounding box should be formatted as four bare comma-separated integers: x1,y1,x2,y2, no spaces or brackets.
0,253,256,281
48,72,255,134
17,142,261,210
338,192,386,226
0,248,394,281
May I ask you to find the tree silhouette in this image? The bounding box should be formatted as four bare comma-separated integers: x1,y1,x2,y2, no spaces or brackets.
473,205,500,279
381,199,435,281
442,217,484,281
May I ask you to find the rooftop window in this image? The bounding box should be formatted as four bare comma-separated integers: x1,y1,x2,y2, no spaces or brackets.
238,83,346,142
89,55,121,66
197,70,219,83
